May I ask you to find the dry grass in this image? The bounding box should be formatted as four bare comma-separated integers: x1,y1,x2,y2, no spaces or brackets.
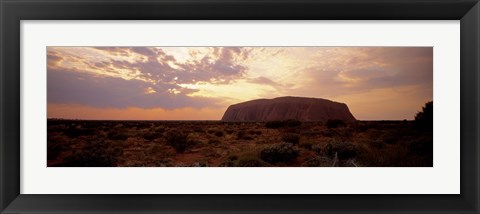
47,120,432,167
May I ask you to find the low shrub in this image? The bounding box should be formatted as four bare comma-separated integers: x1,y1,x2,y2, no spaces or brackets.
284,128,298,133
284,119,302,127
218,155,238,167
236,156,270,167
64,127,96,138
312,144,324,155
228,155,238,161
265,119,302,129
107,130,129,141
260,143,299,164
153,126,165,134
47,141,67,161
407,139,433,156
237,130,246,139
135,122,153,129
237,130,254,140
369,140,385,149
143,132,162,141
214,130,224,137
63,140,118,167
187,138,203,147
380,132,399,145
326,119,346,129
193,127,205,133
325,141,357,160
166,130,188,153
265,121,284,129
282,133,300,144
208,139,221,145
301,156,333,167
299,141,315,150
248,130,262,135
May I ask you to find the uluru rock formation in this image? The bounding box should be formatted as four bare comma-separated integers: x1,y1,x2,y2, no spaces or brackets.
221,96,356,122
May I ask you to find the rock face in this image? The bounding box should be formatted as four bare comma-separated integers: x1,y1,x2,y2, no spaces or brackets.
221,96,356,122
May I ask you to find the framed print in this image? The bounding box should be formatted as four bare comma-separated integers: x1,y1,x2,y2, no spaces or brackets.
44,46,434,168
1,0,479,213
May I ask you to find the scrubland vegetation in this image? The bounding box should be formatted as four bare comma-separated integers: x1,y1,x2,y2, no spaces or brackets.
47,102,433,167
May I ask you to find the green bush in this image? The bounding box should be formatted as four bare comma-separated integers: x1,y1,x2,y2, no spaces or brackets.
260,143,299,164
166,130,188,153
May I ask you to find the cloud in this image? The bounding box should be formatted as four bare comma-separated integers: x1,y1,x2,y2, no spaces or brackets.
47,47,433,120
47,67,221,109
175,47,248,84
75,47,250,85
47,51,63,68
46,47,253,110
129,47,158,57
92,47,131,56
293,47,433,97
248,76,282,87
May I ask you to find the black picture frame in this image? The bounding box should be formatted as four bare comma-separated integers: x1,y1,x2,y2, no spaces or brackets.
1,0,479,213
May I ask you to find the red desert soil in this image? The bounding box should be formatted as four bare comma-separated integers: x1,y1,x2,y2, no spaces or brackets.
47,119,433,167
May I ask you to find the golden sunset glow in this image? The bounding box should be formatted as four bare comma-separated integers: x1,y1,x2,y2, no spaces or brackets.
47,47,433,120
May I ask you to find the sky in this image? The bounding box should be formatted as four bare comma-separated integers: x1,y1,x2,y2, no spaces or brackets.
47,47,433,120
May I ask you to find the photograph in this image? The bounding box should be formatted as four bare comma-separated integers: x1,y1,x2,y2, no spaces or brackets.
3,0,477,212
47,46,433,167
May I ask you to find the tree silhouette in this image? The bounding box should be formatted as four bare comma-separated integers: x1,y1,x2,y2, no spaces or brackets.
415,101,433,131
